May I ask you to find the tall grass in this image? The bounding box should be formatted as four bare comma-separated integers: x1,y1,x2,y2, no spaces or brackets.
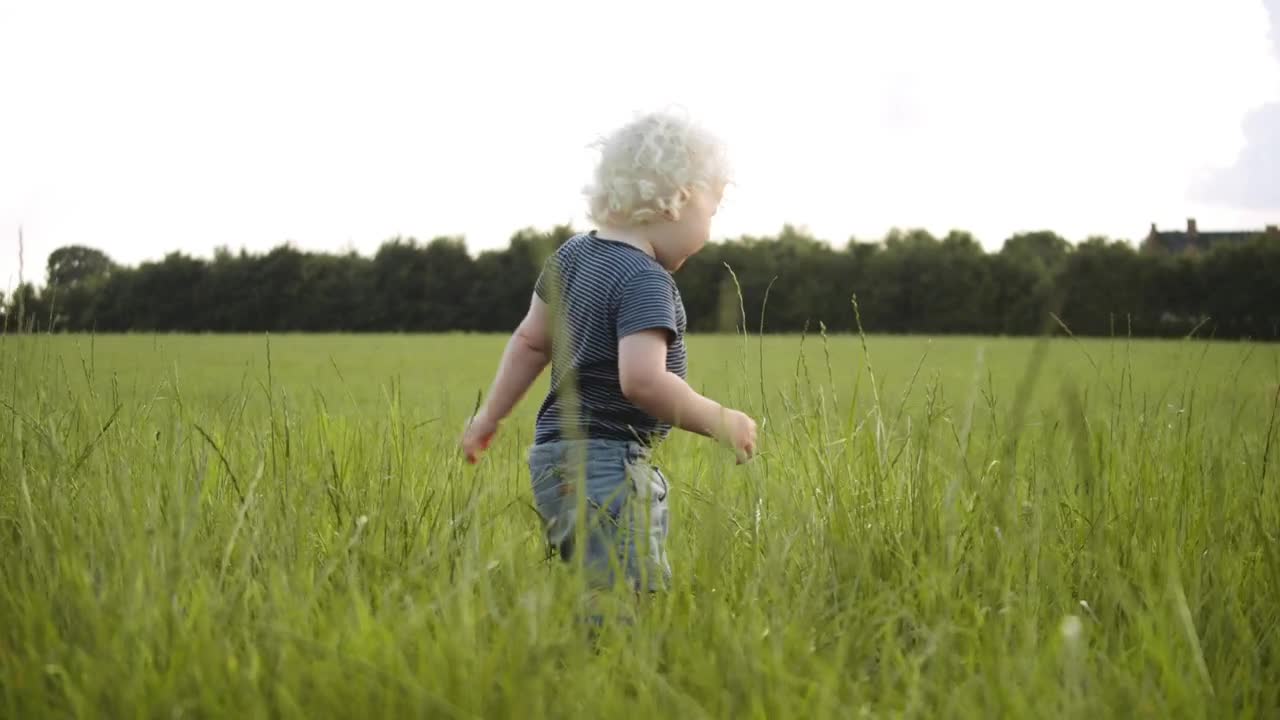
1,327,1277,718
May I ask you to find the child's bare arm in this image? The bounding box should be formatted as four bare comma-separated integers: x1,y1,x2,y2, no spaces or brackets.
479,294,553,422
462,293,552,462
618,329,722,436
618,329,757,461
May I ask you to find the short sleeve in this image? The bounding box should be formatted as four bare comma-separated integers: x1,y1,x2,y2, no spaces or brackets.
533,253,559,301
616,266,678,340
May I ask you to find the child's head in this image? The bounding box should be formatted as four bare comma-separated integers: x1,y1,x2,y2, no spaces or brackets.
584,110,730,270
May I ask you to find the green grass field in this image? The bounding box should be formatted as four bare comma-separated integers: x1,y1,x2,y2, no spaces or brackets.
2,331,1278,718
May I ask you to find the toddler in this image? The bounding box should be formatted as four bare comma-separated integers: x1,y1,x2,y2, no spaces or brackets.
461,110,758,597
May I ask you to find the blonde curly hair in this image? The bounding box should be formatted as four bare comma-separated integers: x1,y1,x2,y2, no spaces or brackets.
583,110,730,228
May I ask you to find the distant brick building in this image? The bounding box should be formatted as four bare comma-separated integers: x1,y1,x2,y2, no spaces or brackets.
1142,218,1279,255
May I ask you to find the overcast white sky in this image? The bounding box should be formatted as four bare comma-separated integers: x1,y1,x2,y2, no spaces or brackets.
2,0,1278,290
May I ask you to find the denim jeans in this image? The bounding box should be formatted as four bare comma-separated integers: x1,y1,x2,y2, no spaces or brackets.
527,438,671,593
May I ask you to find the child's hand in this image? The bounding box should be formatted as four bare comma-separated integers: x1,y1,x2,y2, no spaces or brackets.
461,411,499,464
718,409,758,464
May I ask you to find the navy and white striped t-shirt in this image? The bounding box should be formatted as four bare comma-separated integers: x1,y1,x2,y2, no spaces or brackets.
532,231,688,446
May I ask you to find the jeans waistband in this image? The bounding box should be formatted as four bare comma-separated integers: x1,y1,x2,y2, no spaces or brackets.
528,438,652,465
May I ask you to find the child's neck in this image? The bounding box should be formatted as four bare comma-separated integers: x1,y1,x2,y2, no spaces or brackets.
595,225,658,260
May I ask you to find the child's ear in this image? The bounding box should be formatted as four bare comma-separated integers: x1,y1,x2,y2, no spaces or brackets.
663,187,692,221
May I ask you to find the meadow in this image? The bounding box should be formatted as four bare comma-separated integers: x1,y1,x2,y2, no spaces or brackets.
2,330,1278,718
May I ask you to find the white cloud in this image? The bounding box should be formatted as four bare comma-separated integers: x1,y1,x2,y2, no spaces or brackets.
1196,0,1280,212
1,0,1277,290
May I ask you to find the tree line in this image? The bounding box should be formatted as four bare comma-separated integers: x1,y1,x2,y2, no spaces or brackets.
4,224,1278,339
